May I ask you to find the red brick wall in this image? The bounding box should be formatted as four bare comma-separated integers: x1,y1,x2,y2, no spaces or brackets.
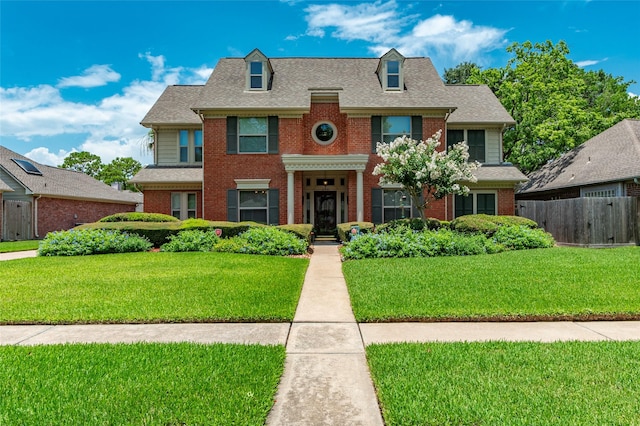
303,103,348,155
36,197,136,237
626,182,640,197
497,188,516,215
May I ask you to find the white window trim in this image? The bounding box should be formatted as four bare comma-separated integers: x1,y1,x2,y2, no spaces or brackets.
238,189,269,223
171,192,197,220
234,179,271,190
581,183,623,198
454,190,498,217
382,116,411,142
238,117,268,154
311,121,338,145
447,128,486,163
177,129,203,164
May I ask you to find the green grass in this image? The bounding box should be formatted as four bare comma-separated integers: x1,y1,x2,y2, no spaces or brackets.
343,246,640,321
0,252,308,324
0,343,285,425
367,341,640,425
0,240,39,253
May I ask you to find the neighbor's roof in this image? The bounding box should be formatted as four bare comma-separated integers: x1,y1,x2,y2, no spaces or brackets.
0,145,141,204
193,57,456,112
518,119,640,194
129,166,203,185
141,85,204,126
447,85,516,125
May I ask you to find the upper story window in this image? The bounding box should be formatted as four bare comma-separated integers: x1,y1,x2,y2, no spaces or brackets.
382,116,411,142
447,129,486,163
239,117,268,153
178,129,203,163
244,48,272,91
378,48,405,91
227,116,279,154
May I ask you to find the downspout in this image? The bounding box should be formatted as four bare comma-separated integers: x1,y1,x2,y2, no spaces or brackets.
33,195,41,238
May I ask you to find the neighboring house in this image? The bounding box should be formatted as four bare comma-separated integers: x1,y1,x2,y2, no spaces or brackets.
0,146,142,240
517,119,640,200
132,48,526,232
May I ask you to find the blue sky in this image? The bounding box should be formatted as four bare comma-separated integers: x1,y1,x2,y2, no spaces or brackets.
1,0,639,166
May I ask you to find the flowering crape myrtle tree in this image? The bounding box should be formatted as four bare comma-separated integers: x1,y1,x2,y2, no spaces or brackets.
373,130,480,220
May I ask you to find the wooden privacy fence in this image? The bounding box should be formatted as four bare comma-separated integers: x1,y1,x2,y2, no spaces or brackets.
517,197,640,247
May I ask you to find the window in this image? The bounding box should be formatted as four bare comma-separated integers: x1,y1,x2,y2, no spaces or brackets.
179,130,189,162
249,61,263,89
171,193,197,220
454,192,496,217
312,121,337,145
239,190,268,223
581,183,621,197
194,130,203,162
371,116,422,152
447,129,485,163
382,116,411,143
386,61,400,89
177,130,203,163
239,117,268,153
383,190,412,222
227,116,278,154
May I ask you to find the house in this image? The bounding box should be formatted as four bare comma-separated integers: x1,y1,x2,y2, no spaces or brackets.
131,48,526,233
0,145,142,240
517,119,640,200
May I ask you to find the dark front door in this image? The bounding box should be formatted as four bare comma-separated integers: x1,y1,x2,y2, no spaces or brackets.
314,191,336,235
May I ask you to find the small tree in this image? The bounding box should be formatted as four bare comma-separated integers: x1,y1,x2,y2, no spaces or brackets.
372,130,479,220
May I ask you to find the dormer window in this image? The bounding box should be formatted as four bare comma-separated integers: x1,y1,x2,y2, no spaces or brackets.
245,48,272,91
378,48,405,91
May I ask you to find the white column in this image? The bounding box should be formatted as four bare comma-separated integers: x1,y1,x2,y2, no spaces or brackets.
287,171,295,224
356,170,364,222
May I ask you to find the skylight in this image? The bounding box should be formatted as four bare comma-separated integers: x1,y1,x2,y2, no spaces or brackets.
12,158,42,175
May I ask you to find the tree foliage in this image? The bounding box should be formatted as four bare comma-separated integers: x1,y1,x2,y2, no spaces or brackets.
467,40,640,173
373,131,479,220
59,152,141,191
59,151,103,178
443,61,481,84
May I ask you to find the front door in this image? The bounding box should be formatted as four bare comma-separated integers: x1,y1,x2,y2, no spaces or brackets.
314,191,336,235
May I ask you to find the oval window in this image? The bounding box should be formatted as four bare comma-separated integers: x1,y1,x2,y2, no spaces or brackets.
312,121,337,145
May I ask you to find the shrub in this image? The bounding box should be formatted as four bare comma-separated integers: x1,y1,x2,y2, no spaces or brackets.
278,224,314,244
493,225,555,250
98,212,179,223
213,227,307,256
160,229,220,252
376,217,442,233
450,214,540,236
337,222,375,243
38,229,152,256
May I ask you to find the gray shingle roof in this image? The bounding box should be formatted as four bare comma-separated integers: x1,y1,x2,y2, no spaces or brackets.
518,119,640,194
193,57,456,112
473,164,528,183
0,145,141,204
140,85,203,126
447,85,516,125
129,166,203,184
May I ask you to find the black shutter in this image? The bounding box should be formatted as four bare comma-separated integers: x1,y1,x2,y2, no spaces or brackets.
268,116,279,154
226,116,238,154
371,188,383,224
411,116,423,141
371,116,382,153
227,189,238,221
268,189,279,225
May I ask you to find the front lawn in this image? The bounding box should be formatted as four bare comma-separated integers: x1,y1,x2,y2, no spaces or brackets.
0,252,308,324
0,343,284,425
367,341,640,425
0,240,39,253
343,246,640,321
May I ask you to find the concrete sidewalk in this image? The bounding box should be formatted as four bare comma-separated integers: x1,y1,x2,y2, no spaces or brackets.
0,249,37,261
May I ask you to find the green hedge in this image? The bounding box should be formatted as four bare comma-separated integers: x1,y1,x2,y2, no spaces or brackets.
98,212,179,223
337,222,375,243
277,224,314,244
450,214,538,236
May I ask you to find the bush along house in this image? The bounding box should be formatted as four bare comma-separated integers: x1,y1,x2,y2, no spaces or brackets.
131,48,527,234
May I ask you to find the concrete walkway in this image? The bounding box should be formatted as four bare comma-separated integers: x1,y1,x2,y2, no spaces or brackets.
2,245,640,424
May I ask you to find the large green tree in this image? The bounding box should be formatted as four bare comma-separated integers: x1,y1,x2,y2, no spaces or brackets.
59,151,103,178
467,40,640,173
443,61,481,84
99,157,142,191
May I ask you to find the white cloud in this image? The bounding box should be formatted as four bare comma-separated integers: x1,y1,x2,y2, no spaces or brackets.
0,54,209,166
303,1,508,62
575,58,608,68
57,64,121,88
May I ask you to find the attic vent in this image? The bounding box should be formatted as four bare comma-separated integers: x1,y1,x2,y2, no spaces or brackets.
12,158,42,176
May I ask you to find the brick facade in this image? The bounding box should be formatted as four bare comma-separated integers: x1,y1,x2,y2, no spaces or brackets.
626,182,640,197
35,197,136,237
